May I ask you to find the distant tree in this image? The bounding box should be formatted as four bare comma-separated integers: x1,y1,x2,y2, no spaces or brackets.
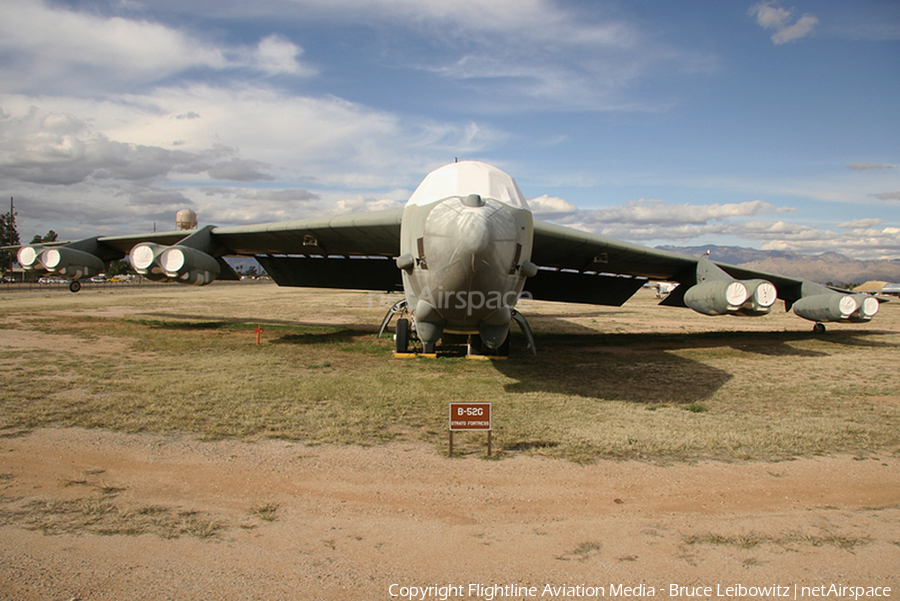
30,230,58,244
106,259,132,276
1,208,20,273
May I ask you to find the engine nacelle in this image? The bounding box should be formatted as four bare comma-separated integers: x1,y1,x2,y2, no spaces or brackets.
17,245,49,272
683,280,748,316
128,243,171,282
847,294,879,323
129,242,219,285
735,279,778,316
792,293,858,322
37,246,105,280
159,245,220,285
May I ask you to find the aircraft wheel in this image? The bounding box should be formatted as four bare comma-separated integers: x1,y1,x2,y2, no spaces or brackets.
496,334,510,357
395,318,409,353
813,322,826,334
69,280,82,293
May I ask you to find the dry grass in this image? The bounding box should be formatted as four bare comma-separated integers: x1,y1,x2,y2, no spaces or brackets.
682,529,872,551
249,503,279,522
1,282,899,463
0,496,224,539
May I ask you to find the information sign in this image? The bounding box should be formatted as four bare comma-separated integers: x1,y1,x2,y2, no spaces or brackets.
449,402,491,431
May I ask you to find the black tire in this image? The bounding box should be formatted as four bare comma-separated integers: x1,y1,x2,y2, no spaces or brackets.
69,280,82,293
813,322,826,334
495,333,510,357
395,318,409,353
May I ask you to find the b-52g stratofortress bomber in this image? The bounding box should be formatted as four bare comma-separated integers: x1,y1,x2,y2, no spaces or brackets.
15,161,880,357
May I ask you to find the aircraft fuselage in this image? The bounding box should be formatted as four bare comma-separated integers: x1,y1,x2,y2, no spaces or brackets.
397,162,536,349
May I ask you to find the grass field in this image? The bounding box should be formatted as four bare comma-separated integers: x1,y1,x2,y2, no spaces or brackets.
1,282,898,462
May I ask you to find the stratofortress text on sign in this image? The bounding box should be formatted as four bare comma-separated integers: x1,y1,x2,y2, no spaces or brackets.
449,403,491,430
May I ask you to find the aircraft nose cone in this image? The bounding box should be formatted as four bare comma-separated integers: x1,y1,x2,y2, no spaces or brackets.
457,208,491,254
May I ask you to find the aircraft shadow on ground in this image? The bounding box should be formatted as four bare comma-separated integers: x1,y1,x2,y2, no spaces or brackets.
496,334,732,405
494,318,898,405
139,310,896,406
136,312,378,344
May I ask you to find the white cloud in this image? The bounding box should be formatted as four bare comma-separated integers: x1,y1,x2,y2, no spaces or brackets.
0,0,315,94
749,2,818,45
527,194,579,219
1,87,504,238
522,195,896,259
0,105,278,186
849,163,896,170
757,223,900,258
265,0,711,112
250,35,317,77
331,195,405,215
871,192,900,202
839,218,883,229
585,198,780,226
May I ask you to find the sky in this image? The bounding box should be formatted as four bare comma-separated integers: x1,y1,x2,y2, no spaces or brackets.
1,0,899,259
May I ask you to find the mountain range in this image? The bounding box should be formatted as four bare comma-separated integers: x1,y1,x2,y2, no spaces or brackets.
656,245,900,286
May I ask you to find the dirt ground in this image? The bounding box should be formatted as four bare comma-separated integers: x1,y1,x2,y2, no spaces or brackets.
1,284,899,600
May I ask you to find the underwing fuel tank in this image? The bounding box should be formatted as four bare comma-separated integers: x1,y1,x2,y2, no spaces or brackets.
793,293,878,323
129,243,220,285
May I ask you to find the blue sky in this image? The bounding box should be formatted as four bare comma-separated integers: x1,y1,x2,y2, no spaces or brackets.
1,0,898,258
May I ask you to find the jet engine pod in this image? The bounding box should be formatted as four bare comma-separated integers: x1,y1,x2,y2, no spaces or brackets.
158,246,220,285
17,245,48,272
128,243,171,281
736,279,778,316
683,280,748,316
792,293,858,322
847,294,879,323
38,247,105,279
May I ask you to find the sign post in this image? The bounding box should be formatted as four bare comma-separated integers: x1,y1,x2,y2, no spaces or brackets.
448,402,492,457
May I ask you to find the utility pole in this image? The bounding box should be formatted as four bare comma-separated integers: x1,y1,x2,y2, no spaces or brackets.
7,197,12,279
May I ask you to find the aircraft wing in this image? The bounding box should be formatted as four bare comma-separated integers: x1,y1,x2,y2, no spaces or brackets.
209,209,403,290
91,209,403,257
16,209,404,291
528,219,808,307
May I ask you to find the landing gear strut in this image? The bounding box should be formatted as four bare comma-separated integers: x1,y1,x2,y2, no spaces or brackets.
511,309,536,356
378,299,408,338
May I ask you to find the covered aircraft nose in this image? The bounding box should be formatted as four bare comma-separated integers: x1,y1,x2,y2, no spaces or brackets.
422,197,517,294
